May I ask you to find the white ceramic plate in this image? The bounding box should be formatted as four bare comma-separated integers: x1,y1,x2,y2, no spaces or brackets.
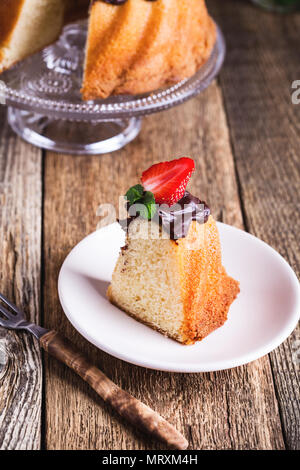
58,222,300,373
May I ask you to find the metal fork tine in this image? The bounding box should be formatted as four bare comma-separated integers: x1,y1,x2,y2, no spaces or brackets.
0,303,16,320
0,292,24,319
0,293,47,338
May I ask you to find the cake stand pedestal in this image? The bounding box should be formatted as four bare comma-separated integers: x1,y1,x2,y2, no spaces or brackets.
7,109,141,155
0,22,225,155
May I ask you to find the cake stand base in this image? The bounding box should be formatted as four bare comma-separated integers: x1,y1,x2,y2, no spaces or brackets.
7,107,142,155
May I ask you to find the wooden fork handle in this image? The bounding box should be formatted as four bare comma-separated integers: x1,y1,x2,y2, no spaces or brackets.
40,330,188,450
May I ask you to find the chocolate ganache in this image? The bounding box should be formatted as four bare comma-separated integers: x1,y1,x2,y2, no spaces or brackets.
120,191,210,241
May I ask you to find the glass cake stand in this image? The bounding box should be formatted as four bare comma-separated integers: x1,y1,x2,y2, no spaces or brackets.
0,21,225,155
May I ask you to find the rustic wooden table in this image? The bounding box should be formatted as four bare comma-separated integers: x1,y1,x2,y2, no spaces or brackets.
0,0,299,451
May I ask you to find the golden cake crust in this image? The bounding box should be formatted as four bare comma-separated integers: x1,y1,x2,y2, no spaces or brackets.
81,0,216,100
176,218,240,344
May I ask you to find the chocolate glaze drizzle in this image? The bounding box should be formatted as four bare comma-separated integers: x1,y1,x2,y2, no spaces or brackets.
119,191,210,241
101,0,128,5
157,191,210,240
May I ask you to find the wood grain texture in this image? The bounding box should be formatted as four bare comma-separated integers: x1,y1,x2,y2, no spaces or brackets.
0,1,296,450
41,330,188,450
210,0,300,449
0,106,42,449
43,81,284,450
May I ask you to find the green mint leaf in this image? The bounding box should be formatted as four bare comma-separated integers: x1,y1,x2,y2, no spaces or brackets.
125,184,144,205
139,191,157,220
125,184,157,220
126,189,157,220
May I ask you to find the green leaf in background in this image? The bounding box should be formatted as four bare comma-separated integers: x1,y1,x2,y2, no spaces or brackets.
125,184,144,205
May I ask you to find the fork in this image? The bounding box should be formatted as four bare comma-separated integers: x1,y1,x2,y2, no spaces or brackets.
0,292,188,450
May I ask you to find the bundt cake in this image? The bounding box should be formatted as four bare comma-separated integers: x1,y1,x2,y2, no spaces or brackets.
0,0,216,100
82,0,216,100
107,158,240,345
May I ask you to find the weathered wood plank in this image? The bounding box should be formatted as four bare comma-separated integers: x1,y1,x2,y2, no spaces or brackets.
43,80,284,449
0,106,42,449
210,0,300,450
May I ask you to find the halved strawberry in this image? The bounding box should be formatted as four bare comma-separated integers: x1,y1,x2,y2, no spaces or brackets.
141,157,195,206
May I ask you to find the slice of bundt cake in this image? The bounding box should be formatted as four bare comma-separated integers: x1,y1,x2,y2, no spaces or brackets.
107,158,240,345
0,0,90,74
0,0,65,74
0,1,216,100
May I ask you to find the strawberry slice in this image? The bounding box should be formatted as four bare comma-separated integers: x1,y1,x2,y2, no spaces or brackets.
141,157,195,206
